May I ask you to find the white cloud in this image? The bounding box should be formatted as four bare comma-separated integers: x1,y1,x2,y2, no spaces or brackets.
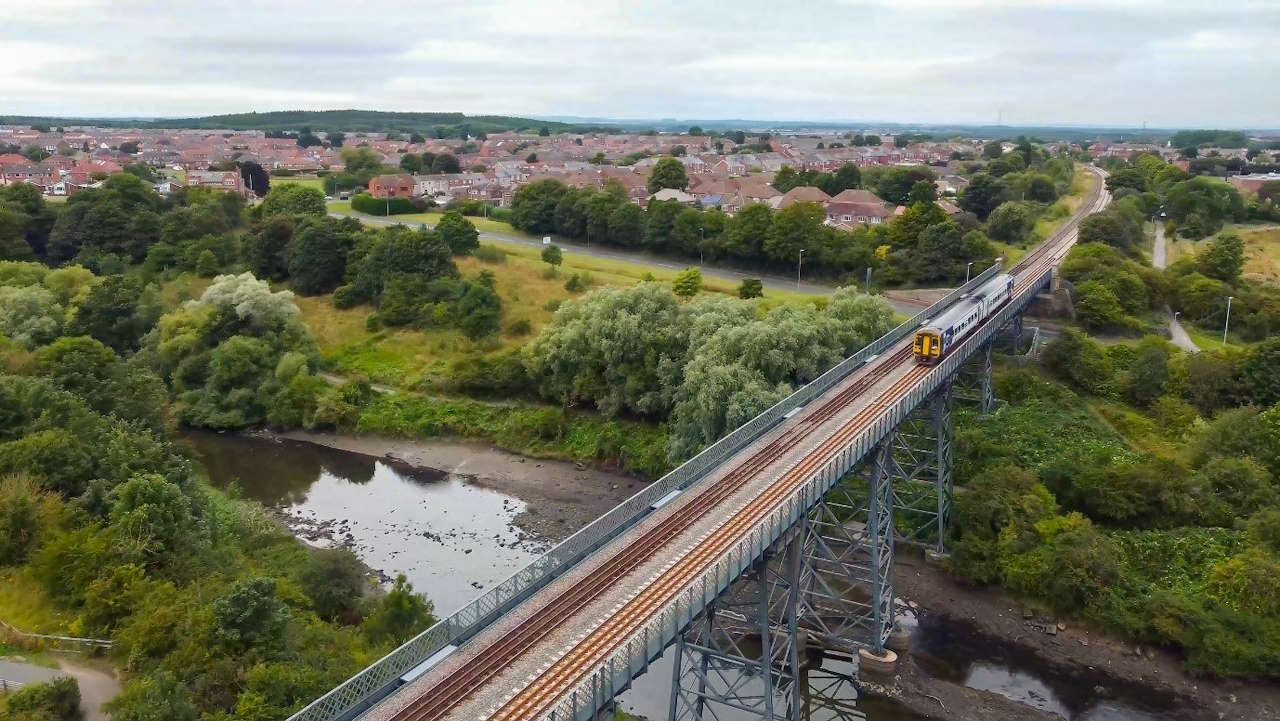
0,0,1274,126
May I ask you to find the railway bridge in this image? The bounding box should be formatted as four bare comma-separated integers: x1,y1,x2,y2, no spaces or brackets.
292,168,1109,721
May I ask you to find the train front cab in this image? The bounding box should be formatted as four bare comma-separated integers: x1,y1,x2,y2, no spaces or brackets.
914,329,942,365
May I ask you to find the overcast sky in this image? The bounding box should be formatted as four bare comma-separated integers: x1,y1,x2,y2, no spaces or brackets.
3,0,1277,128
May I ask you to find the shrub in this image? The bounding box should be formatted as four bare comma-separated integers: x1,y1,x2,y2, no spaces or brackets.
350,192,418,216
563,272,593,293
999,512,1120,612
738,278,763,299
3,675,82,720
472,244,506,264
507,319,532,337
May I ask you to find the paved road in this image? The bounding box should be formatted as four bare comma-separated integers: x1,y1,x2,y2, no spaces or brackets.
328,210,928,315
1152,222,1199,352
0,658,62,688
0,658,120,720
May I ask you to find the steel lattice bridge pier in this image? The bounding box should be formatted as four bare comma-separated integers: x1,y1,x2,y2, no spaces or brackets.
290,169,1109,721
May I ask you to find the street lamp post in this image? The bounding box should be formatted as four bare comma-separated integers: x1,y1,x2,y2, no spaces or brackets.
1223,296,1233,346
797,249,806,288
965,261,974,284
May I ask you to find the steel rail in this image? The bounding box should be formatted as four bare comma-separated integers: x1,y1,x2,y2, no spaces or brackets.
489,168,1109,720
394,348,912,721
367,166,1107,721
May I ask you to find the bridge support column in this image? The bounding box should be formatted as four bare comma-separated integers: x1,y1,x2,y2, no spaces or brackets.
953,340,994,414
669,534,803,721
887,382,954,552
796,438,896,655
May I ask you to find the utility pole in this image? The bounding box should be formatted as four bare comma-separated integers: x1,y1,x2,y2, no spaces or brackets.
865,266,873,292
1223,296,1233,346
797,248,805,288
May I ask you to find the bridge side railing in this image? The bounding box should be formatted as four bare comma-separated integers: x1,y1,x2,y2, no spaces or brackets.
287,264,1006,721
541,267,1056,721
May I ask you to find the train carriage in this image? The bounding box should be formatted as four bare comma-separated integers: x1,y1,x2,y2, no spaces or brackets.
913,273,1014,365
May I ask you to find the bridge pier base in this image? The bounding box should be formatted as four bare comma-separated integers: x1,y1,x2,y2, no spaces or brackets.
668,535,803,721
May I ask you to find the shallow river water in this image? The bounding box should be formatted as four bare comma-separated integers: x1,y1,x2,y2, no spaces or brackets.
188,432,1171,721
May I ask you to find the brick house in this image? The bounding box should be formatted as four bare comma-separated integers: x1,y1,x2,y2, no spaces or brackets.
368,174,416,199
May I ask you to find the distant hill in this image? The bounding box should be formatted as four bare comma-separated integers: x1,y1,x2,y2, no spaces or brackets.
0,109,619,136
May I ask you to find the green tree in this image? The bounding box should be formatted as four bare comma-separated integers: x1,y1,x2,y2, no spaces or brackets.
0,474,52,565
1199,232,1244,283
672,267,703,298
0,284,62,349
986,201,1032,243
1074,281,1127,330
511,179,567,234
68,274,157,353
764,202,824,264
983,140,1004,159
260,184,326,218
958,173,1008,220
607,203,645,248
212,577,290,656
299,548,367,622
109,473,198,564
287,221,351,294
361,574,435,645
430,153,460,174
724,203,773,260
541,244,563,272
194,248,218,277
522,283,685,416
242,216,296,282
907,180,937,205
434,211,479,255
1126,338,1171,406
106,672,198,721
399,153,423,173
647,157,689,194
738,278,763,299
1237,337,1280,407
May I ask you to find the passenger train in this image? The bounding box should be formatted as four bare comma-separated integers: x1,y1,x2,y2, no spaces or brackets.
913,273,1015,365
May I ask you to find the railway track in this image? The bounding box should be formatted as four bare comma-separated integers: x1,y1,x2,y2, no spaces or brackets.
390,168,1108,721
394,347,912,721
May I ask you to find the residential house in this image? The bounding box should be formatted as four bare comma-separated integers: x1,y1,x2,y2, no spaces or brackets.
772,185,831,209
823,200,894,227
368,174,416,199
650,188,697,204
186,169,245,195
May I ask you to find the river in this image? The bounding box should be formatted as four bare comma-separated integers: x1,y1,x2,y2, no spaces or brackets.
187,432,1173,721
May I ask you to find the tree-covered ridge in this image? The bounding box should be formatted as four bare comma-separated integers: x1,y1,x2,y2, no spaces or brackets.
0,109,608,135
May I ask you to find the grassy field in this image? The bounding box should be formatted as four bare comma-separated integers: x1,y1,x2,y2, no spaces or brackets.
1238,223,1280,283
272,175,325,192
292,250,583,385
0,570,73,635
327,200,513,234
327,200,814,303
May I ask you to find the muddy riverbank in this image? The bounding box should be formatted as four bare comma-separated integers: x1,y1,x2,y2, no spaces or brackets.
266,429,648,541
892,552,1280,721
185,429,644,614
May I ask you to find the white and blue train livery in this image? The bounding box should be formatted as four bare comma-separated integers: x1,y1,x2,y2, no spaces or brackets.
913,273,1015,365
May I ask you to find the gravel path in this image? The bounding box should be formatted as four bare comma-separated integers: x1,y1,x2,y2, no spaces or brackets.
1152,222,1199,352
